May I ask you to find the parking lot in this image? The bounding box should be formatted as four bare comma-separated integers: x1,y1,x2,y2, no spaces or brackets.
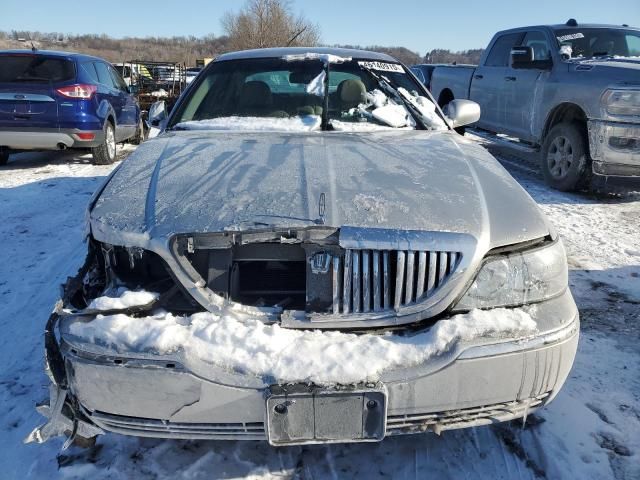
0,140,637,479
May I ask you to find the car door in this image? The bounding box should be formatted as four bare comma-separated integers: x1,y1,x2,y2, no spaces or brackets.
93,61,123,133
503,30,553,141
470,32,524,133
108,64,138,139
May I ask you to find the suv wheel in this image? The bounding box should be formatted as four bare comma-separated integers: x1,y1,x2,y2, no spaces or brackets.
541,122,591,191
91,122,117,165
130,117,146,145
0,148,10,166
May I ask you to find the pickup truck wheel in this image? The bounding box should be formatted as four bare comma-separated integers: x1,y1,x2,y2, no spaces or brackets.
541,123,591,191
91,122,117,165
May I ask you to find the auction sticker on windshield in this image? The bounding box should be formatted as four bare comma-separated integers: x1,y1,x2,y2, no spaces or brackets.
358,61,404,73
557,33,585,42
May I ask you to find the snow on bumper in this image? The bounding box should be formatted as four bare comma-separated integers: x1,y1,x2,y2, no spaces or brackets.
43,290,579,442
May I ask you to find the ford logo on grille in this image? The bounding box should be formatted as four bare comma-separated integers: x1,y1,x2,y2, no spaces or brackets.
14,94,26,100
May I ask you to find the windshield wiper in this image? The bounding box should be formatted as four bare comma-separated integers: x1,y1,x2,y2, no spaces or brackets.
358,65,428,130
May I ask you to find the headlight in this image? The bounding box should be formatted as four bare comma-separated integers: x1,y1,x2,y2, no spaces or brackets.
453,240,567,311
603,89,640,116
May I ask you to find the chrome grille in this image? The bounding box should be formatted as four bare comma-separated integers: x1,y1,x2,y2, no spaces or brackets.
332,249,461,315
89,410,266,440
386,393,549,434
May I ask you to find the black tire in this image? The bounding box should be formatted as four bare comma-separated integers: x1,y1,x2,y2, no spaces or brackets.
0,148,10,165
91,121,117,165
130,117,146,145
541,122,591,191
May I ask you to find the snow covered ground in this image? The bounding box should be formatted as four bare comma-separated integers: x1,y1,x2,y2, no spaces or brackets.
0,141,638,479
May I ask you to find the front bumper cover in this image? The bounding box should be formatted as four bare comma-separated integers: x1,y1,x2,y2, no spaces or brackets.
28,290,579,445
588,119,640,186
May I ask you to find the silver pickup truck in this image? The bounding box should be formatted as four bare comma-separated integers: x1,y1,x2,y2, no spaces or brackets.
430,20,640,191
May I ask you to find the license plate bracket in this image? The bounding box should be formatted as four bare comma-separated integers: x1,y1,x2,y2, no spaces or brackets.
266,384,386,446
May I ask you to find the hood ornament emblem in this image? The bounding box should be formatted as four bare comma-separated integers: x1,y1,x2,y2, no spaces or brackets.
310,251,331,274
317,192,326,225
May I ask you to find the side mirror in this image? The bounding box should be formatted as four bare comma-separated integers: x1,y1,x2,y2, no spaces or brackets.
444,99,480,128
148,101,168,128
127,84,139,95
511,46,553,70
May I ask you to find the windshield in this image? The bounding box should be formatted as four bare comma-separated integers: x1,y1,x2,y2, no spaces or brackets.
169,57,446,132
554,28,640,59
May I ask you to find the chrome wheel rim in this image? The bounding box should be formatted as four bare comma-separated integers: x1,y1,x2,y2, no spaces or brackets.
547,135,573,179
106,125,116,159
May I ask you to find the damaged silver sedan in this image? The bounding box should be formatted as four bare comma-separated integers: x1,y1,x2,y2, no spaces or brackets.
29,48,579,447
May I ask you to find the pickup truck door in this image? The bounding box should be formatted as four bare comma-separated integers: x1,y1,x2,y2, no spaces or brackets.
503,30,553,142
470,32,524,133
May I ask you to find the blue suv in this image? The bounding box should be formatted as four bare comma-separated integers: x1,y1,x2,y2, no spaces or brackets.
0,50,143,165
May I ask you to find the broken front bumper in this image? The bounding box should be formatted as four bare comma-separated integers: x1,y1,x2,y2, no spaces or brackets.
30,290,579,445
588,120,640,187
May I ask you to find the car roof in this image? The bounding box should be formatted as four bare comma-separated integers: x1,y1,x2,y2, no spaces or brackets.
496,23,640,35
0,49,107,62
216,47,397,63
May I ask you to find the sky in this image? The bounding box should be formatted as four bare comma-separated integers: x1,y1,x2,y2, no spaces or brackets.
1,0,639,54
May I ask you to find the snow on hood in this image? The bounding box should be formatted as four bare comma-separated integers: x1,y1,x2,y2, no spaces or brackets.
87,288,159,311
68,307,537,384
89,131,549,250
175,115,321,132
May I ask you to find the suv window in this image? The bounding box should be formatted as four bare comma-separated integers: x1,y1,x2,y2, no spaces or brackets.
94,62,115,88
109,66,128,91
485,33,524,67
0,55,75,83
81,62,99,83
521,31,551,61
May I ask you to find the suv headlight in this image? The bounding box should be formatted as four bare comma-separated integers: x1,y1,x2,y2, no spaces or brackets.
453,240,568,311
603,89,640,117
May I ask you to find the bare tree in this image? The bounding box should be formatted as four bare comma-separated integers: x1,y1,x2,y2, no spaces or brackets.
222,0,320,51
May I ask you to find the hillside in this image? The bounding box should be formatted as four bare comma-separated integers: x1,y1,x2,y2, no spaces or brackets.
0,31,482,66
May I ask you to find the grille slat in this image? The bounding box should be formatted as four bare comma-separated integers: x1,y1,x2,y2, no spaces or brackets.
332,256,341,314
438,251,448,286
332,248,461,314
372,251,381,311
343,250,352,314
416,251,427,298
353,250,361,313
394,251,406,310
362,250,371,312
427,252,437,294
383,251,390,309
405,251,415,305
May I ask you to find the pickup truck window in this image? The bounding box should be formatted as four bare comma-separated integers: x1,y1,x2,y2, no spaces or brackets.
485,33,524,67
626,34,640,56
554,28,640,58
521,31,551,61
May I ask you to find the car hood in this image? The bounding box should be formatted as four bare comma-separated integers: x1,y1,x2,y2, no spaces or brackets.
90,130,549,250
569,57,640,80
